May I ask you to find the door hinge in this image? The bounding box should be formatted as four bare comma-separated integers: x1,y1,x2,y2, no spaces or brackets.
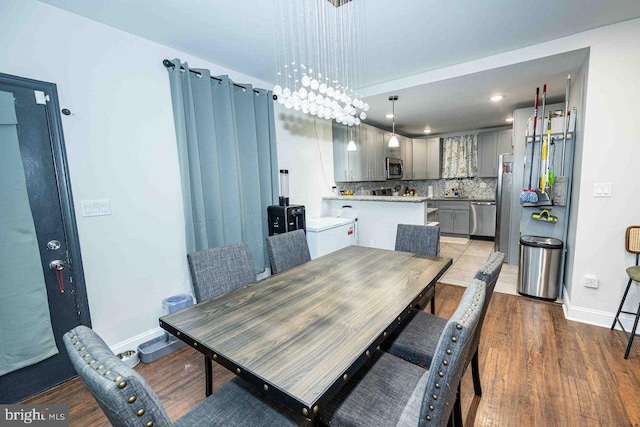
34,90,50,105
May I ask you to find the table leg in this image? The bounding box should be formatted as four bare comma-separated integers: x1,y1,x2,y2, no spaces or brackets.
205,356,213,397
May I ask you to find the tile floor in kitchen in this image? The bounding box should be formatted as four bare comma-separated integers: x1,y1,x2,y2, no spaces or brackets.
439,236,519,295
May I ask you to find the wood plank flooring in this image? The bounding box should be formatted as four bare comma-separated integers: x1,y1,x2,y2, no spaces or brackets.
24,284,640,426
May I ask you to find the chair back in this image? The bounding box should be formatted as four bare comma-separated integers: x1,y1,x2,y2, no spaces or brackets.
470,252,505,352
626,226,640,266
265,229,311,274
419,279,486,426
63,326,171,427
395,224,440,256
187,242,256,302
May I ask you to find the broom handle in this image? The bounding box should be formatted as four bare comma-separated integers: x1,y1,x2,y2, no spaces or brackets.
528,87,539,189
561,75,571,175
537,85,547,188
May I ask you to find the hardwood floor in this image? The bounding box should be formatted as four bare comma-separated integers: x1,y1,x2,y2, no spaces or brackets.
24,284,640,426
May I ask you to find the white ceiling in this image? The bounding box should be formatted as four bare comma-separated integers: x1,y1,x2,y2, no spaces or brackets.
39,0,640,135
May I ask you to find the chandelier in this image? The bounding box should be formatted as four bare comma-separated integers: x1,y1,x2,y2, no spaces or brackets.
273,0,368,127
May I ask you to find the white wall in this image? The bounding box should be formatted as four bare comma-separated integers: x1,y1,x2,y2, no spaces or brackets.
0,0,273,351
274,106,336,218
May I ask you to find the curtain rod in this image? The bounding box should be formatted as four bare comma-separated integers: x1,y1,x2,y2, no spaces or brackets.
163,59,260,94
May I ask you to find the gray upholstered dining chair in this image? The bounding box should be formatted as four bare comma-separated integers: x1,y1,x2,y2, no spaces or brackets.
187,242,256,302
265,229,311,274
395,224,441,314
382,252,505,400
319,279,486,427
187,242,256,396
63,326,309,427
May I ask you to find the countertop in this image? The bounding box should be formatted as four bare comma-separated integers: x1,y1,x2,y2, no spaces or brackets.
323,195,495,203
323,195,431,203
428,197,496,203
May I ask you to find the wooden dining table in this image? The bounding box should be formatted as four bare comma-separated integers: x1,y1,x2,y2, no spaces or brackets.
159,245,452,420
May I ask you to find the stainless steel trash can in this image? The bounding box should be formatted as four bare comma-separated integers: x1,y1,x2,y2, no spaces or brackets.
517,236,563,300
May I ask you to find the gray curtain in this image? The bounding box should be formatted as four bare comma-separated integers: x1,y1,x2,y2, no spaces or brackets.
166,59,278,272
0,91,58,376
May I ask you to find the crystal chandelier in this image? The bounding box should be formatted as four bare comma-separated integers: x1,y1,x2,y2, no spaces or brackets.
273,0,368,127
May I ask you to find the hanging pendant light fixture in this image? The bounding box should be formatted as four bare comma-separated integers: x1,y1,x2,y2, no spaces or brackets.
388,95,400,148
273,0,368,128
346,126,357,151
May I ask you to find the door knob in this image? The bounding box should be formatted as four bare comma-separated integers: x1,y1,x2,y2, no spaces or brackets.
49,260,65,271
47,240,61,250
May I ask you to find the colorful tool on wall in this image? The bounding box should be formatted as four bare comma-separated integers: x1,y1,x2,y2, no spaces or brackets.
535,84,547,191
520,87,539,203
531,208,558,223
540,112,552,194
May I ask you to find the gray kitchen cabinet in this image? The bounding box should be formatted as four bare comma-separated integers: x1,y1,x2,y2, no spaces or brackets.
412,139,428,180
362,125,386,181
453,210,470,234
401,137,413,180
477,129,512,178
426,137,441,179
333,123,364,182
477,131,498,177
497,129,513,156
332,121,349,182
438,209,454,233
437,201,470,235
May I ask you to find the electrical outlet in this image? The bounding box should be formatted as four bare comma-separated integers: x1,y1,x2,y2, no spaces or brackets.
584,274,599,288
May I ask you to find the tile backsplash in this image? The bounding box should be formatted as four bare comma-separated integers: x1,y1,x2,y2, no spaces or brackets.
337,177,497,199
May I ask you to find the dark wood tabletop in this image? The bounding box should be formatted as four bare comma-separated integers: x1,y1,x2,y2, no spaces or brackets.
160,245,452,418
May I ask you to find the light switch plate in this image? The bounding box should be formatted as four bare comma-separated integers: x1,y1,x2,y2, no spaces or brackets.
81,199,111,217
593,183,612,198
584,274,599,288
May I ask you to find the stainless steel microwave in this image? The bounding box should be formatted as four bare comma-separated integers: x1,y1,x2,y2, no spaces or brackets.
386,157,403,179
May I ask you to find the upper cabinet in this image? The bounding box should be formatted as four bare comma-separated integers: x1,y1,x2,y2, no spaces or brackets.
412,137,441,180
333,122,385,182
362,124,386,181
477,129,512,177
400,137,413,181
333,123,442,182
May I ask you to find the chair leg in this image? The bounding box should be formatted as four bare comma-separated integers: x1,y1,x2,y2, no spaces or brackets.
612,278,633,330
624,302,640,359
471,348,482,397
205,356,213,397
430,287,436,314
454,382,463,427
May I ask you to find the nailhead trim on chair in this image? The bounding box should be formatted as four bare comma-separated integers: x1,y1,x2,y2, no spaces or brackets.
66,328,155,427
425,280,484,422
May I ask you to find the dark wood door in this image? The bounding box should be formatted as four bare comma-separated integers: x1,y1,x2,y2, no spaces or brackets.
0,74,90,403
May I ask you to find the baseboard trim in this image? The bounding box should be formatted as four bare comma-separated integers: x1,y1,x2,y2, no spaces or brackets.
562,285,638,331
109,327,165,355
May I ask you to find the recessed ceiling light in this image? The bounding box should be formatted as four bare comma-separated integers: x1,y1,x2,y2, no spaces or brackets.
386,114,394,118
490,95,504,101
424,129,432,134
505,117,514,122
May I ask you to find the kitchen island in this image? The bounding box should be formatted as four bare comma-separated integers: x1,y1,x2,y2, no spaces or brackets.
322,195,496,249
322,195,438,250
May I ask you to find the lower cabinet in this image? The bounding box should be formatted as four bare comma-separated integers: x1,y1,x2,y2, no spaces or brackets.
434,201,470,235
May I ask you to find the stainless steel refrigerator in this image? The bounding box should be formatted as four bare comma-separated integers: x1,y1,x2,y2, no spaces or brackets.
495,153,513,263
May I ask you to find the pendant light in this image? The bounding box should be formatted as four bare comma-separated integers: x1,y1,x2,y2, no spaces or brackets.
388,95,399,148
347,127,357,151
